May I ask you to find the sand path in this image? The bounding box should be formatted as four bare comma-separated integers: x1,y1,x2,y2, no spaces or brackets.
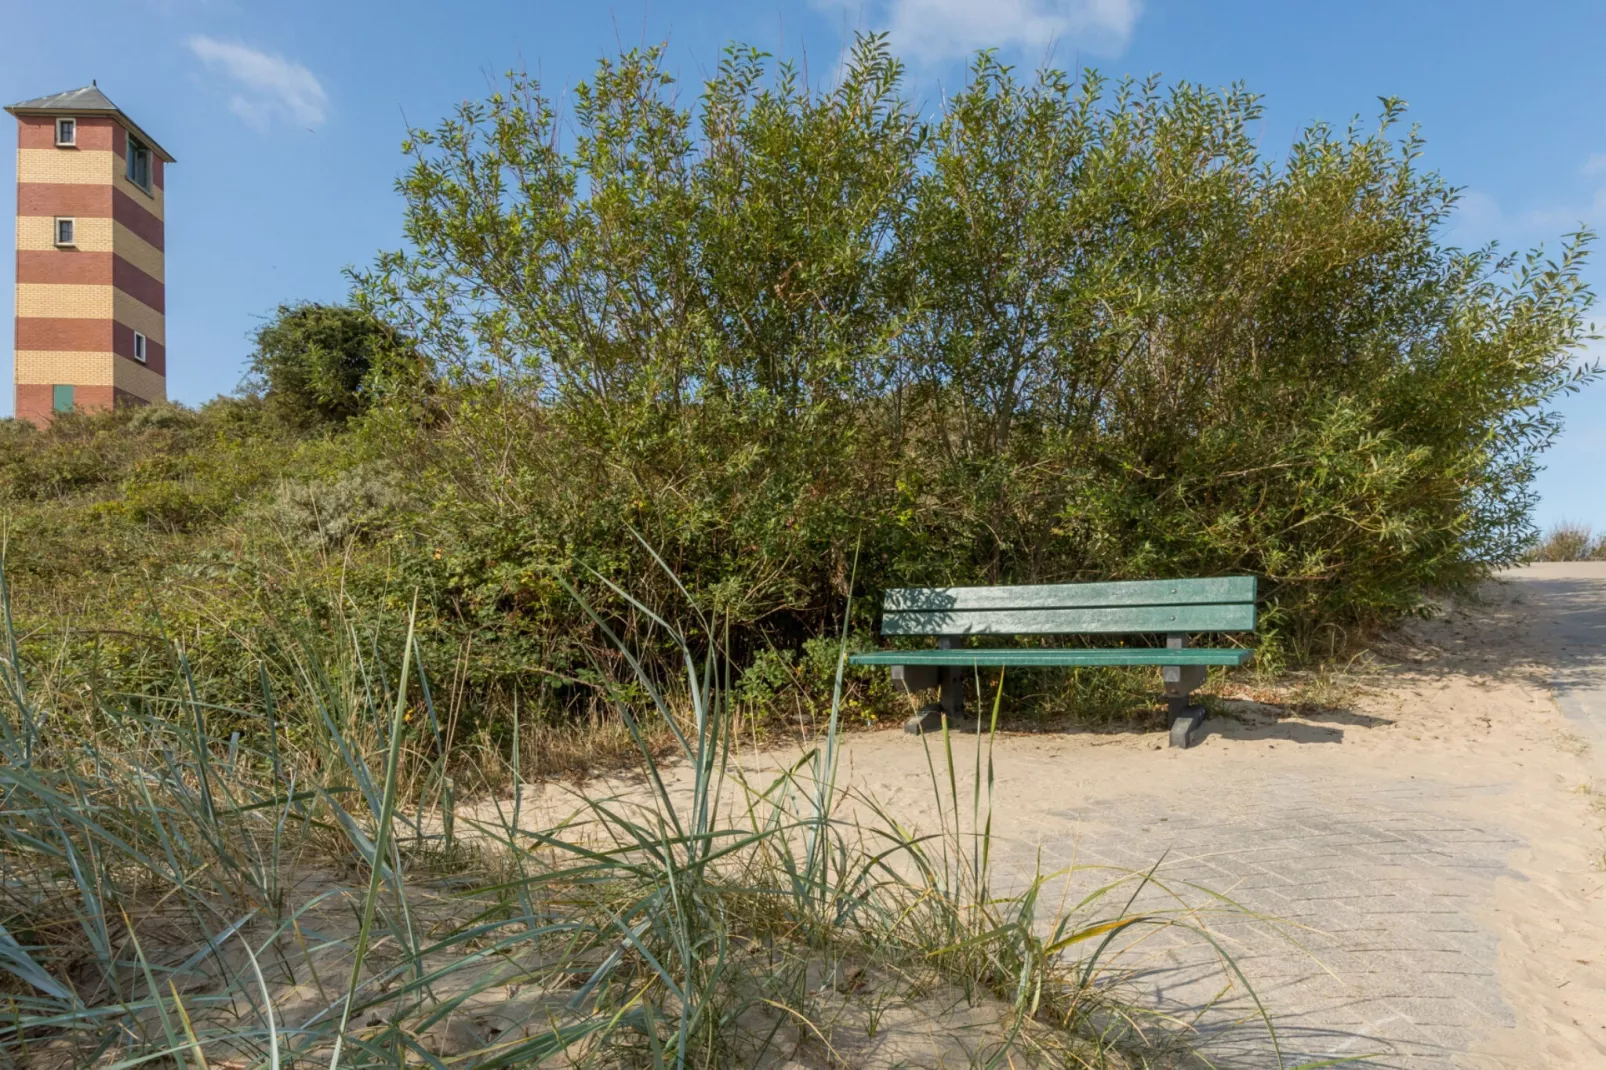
842,563,1606,1067
515,564,1606,1066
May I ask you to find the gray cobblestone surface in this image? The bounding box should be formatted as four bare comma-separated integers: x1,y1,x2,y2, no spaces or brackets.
971,565,1606,1068
993,771,1523,1068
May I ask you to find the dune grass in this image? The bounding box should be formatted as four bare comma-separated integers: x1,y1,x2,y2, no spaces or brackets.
0,557,1290,1068
1529,522,1606,562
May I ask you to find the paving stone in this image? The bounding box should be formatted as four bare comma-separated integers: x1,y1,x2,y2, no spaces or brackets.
989,768,1522,1067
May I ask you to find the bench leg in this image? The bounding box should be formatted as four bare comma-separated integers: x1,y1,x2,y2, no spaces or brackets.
1163,634,1208,749
940,665,965,719
905,704,946,734
904,637,965,735
1167,696,1205,748
905,672,967,735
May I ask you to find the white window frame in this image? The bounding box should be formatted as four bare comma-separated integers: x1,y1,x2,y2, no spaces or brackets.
133,331,148,364
53,217,76,247
55,117,77,146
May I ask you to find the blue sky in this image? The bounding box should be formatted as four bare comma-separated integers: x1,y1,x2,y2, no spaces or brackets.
3,1,1602,528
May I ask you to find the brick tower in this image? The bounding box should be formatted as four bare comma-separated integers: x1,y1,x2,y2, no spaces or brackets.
7,85,173,425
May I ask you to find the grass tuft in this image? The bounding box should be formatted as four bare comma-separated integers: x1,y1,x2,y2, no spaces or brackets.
0,556,1277,1067
1530,521,1606,562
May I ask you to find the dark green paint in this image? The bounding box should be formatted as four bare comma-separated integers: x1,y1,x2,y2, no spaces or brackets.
883,575,1255,612
849,648,1254,667
880,601,1257,636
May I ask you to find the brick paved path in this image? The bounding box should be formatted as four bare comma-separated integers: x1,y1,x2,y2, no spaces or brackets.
994,771,1522,1068
724,565,1606,1065
1517,563,1606,771
977,565,1606,1067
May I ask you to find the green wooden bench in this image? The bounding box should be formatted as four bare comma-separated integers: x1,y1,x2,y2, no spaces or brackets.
849,576,1257,748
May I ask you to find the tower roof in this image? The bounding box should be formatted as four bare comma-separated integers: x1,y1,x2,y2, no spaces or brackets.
6,84,174,162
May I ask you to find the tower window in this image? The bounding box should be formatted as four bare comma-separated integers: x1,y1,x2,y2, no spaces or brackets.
54,218,75,246
126,135,152,191
55,118,76,146
53,386,75,414
133,331,148,364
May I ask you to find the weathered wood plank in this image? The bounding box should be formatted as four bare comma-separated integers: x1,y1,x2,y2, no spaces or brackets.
882,576,1255,613
880,601,1256,636
848,648,1254,667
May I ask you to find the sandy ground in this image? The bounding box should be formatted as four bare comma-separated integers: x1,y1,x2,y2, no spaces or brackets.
511,564,1606,1067
32,567,1601,1070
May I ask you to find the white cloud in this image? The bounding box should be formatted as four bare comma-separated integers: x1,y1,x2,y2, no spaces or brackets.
186,36,328,130
1451,189,1507,242
824,0,1142,64
1450,167,1604,249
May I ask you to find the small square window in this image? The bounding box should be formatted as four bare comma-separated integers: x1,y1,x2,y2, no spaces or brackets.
133,331,147,364
55,118,76,146
54,218,75,246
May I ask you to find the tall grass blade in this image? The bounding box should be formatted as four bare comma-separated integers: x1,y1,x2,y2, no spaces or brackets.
327,596,417,1070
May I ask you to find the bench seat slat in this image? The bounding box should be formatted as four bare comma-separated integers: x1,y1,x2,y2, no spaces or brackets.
883,576,1255,613
849,648,1253,667
881,602,1255,636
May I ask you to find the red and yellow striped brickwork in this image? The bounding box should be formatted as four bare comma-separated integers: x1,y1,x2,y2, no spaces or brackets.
8,87,173,426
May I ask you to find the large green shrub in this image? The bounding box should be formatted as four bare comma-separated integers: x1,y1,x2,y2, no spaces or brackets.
244,302,425,427
354,37,1596,673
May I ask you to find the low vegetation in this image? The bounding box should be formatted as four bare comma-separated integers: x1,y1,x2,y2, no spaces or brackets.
0,567,1275,1068
1529,521,1606,562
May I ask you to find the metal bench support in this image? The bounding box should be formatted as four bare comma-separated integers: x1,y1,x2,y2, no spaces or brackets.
937,635,965,718
1164,632,1207,748
898,637,966,734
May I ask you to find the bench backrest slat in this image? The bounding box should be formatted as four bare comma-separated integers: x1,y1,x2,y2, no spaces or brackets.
880,576,1256,636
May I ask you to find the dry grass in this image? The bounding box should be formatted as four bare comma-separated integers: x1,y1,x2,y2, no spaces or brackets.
0,562,1286,1069
1530,522,1606,562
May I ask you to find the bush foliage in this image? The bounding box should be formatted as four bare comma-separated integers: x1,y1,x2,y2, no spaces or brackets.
0,37,1597,734
244,301,425,426
356,38,1596,661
